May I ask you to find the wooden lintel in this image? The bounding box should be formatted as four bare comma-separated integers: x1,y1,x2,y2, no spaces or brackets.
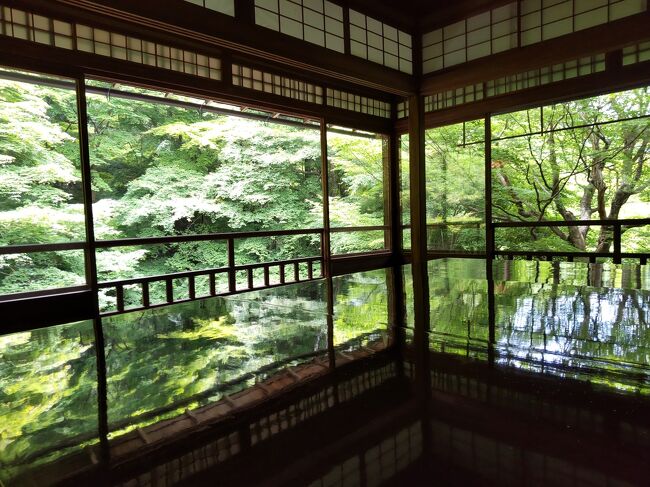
330,252,393,275
0,36,392,134
414,60,650,130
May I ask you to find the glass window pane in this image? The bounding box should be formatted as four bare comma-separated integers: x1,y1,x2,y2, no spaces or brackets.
330,229,386,255
327,127,387,255
491,85,650,254
0,250,86,295
425,120,486,252
400,134,410,226
427,259,490,356
332,268,390,349
0,68,86,296
400,134,411,250
86,80,323,280
327,128,386,229
103,286,329,437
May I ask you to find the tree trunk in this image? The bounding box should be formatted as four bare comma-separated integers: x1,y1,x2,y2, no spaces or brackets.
549,132,589,250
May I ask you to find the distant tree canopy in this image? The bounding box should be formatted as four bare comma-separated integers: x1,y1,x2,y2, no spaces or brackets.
1,76,650,292
423,86,650,253
492,86,650,253
425,120,486,252
0,77,386,298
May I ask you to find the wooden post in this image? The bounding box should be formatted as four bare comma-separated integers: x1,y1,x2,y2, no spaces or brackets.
116,284,125,312
388,102,406,374
209,271,216,295
227,237,236,292
247,268,254,289
485,115,496,363
326,276,336,370
409,85,433,467
613,224,622,264
188,275,196,300
264,265,270,286
388,115,403,262
320,120,332,277
142,281,150,308
235,0,255,25
165,278,174,303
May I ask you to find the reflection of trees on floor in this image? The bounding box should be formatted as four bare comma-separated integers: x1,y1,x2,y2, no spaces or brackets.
15,348,399,487
406,259,650,393
0,269,391,484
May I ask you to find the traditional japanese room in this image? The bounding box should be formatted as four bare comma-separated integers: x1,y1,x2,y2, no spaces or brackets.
0,0,649,485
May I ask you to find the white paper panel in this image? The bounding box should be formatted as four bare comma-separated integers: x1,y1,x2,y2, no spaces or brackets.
424,0,647,73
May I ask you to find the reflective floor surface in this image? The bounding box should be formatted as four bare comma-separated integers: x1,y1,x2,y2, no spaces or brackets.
1,258,649,485
413,259,650,394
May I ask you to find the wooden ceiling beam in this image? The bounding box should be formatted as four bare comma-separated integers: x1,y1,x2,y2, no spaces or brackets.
337,0,417,33
337,0,512,35
417,0,514,34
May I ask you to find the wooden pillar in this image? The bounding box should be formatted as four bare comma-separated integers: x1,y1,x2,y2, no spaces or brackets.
235,0,255,25
485,115,494,263
388,104,406,374
485,115,496,365
76,75,110,464
408,94,430,351
409,91,433,465
321,119,337,374
387,123,403,260
320,119,332,278
387,264,406,377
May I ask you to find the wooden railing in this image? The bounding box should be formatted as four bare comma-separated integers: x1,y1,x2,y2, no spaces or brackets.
0,224,394,321
402,221,484,230
95,228,325,315
402,219,650,264
493,218,650,264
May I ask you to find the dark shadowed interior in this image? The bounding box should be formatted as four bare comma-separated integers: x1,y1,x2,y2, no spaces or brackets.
1,1,649,485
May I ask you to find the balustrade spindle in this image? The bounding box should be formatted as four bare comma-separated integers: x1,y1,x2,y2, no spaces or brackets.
142,282,150,308
247,268,254,290
165,279,174,303
227,238,236,292
263,265,270,286
209,272,216,295
116,284,125,312
613,224,622,264
188,275,196,300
